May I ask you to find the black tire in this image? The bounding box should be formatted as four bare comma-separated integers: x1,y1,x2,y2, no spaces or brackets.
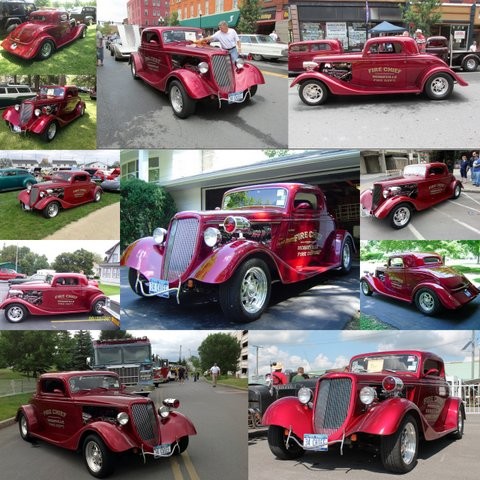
41,121,58,142
450,407,465,440
424,73,454,100
361,279,373,296
267,425,305,460
169,80,196,118
94,190,102,202
5,303,28,323
452,183,461,199
219,258,271,322
37,40,55,60
414,288,442,316
388,203,412,229
249,85,258,98
173,436,189,455
298,80,329,106
338,237,353,274
18,412,32,441
381,415,418,473
462,56,479,72
83,434,114,478
252,53,263,61
42,201,60,219
91,299,106,316
128,268,150,297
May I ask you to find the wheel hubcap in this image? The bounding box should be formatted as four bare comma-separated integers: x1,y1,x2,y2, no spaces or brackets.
8,306,23,321
86,441,102,473
393,207,410,226
95,301,105,314
419,292,435,312
48,204,59,217
361,281,369,295
241,267,268,314
342,243,351,268
400,423,416,465
47,123,56,140
41,43,52,56
431,77,448,96
20,416,28,436
466,59,476,70
303,83,323,102
170,86,183,112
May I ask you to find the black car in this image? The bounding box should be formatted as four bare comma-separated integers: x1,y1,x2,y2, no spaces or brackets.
0,0,35,35
69,6,95,25
9,273,49,284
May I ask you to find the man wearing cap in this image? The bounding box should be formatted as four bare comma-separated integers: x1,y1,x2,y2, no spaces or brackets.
271,362,288,385
414,29,426,53
201,21,241,61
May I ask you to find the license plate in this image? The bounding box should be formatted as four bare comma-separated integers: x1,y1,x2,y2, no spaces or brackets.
464,289,472,297
149,278,169,298
360,206,371,217
228,91,243,103
154,444,171,457
13,125,21,133
303,433,328,451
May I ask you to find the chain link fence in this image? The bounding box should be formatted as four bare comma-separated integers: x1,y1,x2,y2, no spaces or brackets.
0,379,37,397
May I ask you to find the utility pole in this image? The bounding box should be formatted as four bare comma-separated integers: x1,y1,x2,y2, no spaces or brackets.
251,344,263,378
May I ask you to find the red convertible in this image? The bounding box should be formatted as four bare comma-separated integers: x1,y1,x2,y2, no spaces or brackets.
263,350,465,473
1,9,87,60
3,85,86,142
361,252,479,315
291,36,467,105
0,273,106,323
360,162,462,229
17,371,196,477
130,26,265,118
121,183,355,322
18,170,102,218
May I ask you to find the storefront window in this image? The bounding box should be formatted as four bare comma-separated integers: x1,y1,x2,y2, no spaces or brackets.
300,21,366,51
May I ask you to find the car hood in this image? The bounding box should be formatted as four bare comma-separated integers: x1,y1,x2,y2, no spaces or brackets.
176,207,286,224
73,391,152,407
372,175,425,188
31,179,69,189
9,23,48,43
166,43,229,58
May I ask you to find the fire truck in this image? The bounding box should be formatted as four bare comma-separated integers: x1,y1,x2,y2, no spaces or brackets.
153,358,170,386
91,337,154,395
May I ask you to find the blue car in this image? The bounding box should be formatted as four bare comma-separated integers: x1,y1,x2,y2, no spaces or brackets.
0,168,37,192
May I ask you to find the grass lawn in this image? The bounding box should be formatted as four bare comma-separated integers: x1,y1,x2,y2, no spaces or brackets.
346,313,393,330
0,392,32,421
0,368,28,380
0,26,95,75
211,377,248,389
0,190,119,239
99,284,120,296
0,95,96,150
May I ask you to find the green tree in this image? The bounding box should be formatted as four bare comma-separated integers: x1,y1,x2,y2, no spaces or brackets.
52,249,97,275
168,11,180,26
54,331,76,371
72,331,93,370
99,331,133,340
198,333,241,374
401,0,442,36
35,0,51,8
238,0,261,34
0,245,49,275
120,178,177,251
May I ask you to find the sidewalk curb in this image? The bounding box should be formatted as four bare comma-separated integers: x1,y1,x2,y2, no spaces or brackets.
0,417,15,429
249,427,268,439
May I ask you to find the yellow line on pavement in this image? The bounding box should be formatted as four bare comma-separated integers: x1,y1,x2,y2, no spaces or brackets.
170,456,183,480
261,70,287,79
50,319,112,323
183,452,201,480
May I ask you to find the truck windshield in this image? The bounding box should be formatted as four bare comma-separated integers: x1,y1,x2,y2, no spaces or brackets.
222,188,287,209
95,345,151,365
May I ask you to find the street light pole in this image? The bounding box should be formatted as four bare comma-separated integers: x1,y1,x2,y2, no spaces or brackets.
199,8,202,30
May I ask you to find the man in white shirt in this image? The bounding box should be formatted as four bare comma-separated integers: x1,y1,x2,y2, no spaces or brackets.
202,21,241,61
210,363,221,387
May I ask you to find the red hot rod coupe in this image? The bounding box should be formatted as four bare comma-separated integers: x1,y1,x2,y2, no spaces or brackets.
0,273,107,322
130,26,265,118
16,371,197,477
18,170,102,218
1,9,87,60
262,350,465,473
291,36,467,105
3,85,86,142
360,162,462,229
121,183,355,322
360,252,479,315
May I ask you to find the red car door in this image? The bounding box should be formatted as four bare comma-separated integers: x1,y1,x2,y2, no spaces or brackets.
65,173,93,204
383,256,408,298
140,30,170,87
416,164,450,205
43,276,85,312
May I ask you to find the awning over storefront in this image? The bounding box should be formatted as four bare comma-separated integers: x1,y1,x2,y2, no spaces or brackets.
180,10,240,29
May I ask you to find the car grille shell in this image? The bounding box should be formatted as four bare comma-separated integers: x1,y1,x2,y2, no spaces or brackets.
211,54,235,93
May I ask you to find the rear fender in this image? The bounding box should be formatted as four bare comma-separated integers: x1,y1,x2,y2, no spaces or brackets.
120,237,164,280
412,282,461,309
159,411,197,444
17,405,39,433
419,66,468,88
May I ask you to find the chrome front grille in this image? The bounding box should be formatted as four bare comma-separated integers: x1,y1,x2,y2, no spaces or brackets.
372,184,383,210
162,217,199,282
131,402,159,445
314,378,352,435
212,54,235,93
29,188,39,207
105,366,139,385
19,102,34,127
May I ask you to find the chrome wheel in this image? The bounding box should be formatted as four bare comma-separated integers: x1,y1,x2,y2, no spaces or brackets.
418,291,435,313
431,77,448,96
95,191,101,202
361,280,372,296
6,305,25,322
342,242,351,269
392,206,411,227
85,439,103,474
46,122,57,140
464,57,478,72
19,415,29,439
40,41,53,58
93,300,105,315
46,203,59,218
170,84,183,114
303,83,324,103
400,422,417,466
241,266,268,315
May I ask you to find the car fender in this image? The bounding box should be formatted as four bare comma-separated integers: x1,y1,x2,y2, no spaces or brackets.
78,422,138,453
360,189,373,211
441,397,464,433
31,32,58,51
233,63,265,89
262,397,313,439
30,195,67,211
166,70,214,99
18,189,30,205
28,114,58,134
419,66,468,88
2,106,20,124
411,282,461,309
360,273,376,291
0,297,34,314
370,195,416,220
16,405,40,433
90,293,107,306
120,237,164,280
22,177,36,187
94,185,102,197
158,411,197,444
291,71,361,96
450,178,462,193
328,230,356,264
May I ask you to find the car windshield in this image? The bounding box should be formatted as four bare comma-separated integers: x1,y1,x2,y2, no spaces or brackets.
403,164,426,177
39,87,64,98
256,35,276,44
69,374,120,392
350,354,419,373
222,188,288,209
52,172,72,182
162,29,200,44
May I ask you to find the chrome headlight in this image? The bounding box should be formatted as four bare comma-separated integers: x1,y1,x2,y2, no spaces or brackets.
235,57,245,69
159,405,170,418
34,108,41,117
298,387,313,405
198,61,209,74
116,412,129,425
153,227,167,245
27,184,33,192
204,227,221,247
360,386,376,405
14,104,20,111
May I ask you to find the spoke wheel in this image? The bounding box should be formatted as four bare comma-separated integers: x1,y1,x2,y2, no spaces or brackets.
5,304,27,323
83,434,114,478
299,80,328,106
43,201,60,219
424,73,453,100
389,203,412,229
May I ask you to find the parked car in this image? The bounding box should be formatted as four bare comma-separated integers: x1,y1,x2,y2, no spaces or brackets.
121,183,355,322
2,85,86,142
291,36,468,105
83,168,105,181
426,35,480,72
263,350,465,473
106,167,120,180
100,178,120,192
0,167,36,191
237,34,288,61
101,294,120,323
361,252,479,315
1,9,87,60
69,5,95,25
9,272,50,284
130,26,265,118
0,84,36,108
288,39,344,75
0,273,106,322
18,170,102,218
16,370,197,477
0,0,35,35
110,24,140,61
0,267,26,281
360,162,462,229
